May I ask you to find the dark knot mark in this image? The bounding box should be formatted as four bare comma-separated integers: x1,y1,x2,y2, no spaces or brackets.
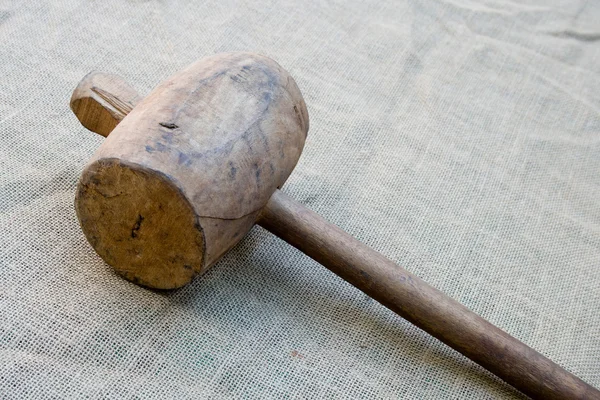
253,163,261,183
131,214,144,238
228,161,237,180
159,122,178,129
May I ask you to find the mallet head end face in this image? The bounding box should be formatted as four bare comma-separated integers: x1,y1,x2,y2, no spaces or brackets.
76,158,205,289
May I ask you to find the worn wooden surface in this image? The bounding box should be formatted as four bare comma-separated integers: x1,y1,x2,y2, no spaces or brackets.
75,52,308,289
77,159,205,288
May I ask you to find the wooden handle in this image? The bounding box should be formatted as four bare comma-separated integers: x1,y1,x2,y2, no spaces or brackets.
70,72,141,137
258,190,600,400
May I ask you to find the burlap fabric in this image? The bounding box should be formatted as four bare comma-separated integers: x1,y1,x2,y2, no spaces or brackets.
1,1,599,398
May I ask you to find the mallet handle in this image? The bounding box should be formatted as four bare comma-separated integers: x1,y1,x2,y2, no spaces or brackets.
258,190,600,400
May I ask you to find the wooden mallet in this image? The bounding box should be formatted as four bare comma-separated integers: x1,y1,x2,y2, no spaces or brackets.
70,52,599,399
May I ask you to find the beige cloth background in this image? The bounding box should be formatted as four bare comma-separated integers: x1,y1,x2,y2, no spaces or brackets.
1,0,599,398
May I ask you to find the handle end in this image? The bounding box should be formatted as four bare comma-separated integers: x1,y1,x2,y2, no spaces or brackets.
70,71,141,137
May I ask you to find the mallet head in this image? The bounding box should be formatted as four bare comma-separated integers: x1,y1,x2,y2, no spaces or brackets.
74,52,309,289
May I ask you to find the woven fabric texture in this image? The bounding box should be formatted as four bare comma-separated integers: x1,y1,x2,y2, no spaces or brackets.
1,0,599,398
